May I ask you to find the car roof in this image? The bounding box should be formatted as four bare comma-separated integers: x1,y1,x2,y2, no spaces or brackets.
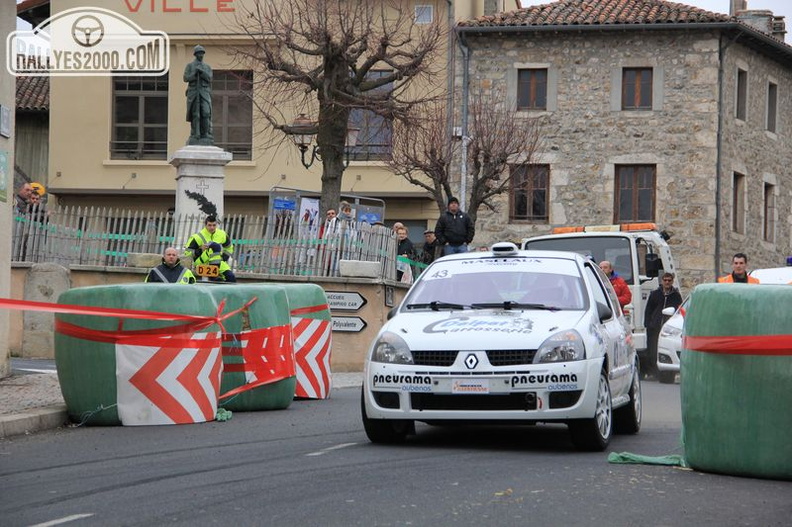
435,246,589,265
749,267,792,284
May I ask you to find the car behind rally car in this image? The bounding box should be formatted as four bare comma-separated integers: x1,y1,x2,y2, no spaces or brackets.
361,243,642,451
656,297,688,384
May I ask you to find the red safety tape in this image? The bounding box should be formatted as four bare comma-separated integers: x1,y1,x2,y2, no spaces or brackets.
684,335,792,356
219,324,295,399
0,297,214,322
0,295,306,401
290,303,329,316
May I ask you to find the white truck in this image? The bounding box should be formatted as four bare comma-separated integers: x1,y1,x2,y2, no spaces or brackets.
521,223,677,367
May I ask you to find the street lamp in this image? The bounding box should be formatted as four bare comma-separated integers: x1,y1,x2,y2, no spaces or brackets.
284,113,360,169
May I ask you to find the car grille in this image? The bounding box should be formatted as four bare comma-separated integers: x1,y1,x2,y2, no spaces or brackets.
411,350,537,367
412,350,458,367
486,349,537,366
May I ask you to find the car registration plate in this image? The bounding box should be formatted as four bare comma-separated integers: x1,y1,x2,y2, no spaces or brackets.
451,379,490,394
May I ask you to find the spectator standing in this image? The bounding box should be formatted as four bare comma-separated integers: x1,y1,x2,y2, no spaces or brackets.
643,272,682,379
395,226,416,282
419,229,441,267
15,182,33,214
338,201,354,221
184,215,236,282
718,253,760,283
599,260,632,308
146,247,196,284
434,196,475,256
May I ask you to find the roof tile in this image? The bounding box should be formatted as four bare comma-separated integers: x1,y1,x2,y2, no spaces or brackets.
16,76,49,111
459,0,731,28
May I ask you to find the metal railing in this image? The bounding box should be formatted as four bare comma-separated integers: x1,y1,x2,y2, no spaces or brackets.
12,205,398,280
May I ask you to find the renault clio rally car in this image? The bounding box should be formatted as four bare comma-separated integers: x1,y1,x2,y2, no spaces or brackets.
361,243,642,451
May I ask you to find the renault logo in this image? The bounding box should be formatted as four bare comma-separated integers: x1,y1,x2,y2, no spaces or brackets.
464,353,478,369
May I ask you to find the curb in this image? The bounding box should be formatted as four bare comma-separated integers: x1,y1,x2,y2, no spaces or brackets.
0,405,69,439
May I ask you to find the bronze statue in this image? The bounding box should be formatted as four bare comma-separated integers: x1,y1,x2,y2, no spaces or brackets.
184,44,213,145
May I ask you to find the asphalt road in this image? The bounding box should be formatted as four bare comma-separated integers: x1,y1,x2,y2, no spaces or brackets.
1,382,790,527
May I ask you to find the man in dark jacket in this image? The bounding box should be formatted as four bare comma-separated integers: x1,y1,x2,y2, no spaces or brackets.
419,230,442,267
146,247,196,284
434,196,475,256
643,272,682,379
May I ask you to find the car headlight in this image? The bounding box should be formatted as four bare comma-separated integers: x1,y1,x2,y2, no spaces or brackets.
371,331,414,364
535,330,585,363
660,325,683,338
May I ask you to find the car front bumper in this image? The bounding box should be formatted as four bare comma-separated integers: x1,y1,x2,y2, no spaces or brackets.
657,334,681,373
363,358,605,422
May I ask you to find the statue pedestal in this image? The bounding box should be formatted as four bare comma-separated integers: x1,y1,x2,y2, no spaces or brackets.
169,145,232,247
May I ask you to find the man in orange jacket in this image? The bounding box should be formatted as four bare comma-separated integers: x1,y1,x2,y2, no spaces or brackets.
718,253,760,283
599,260,632,308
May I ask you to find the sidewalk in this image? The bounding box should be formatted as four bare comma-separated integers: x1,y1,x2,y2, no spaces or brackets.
0,368,363,439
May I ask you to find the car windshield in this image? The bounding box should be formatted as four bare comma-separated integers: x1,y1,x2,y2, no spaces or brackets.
404,256,588,311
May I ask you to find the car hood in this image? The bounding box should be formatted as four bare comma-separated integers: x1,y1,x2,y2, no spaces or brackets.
382,309,588,350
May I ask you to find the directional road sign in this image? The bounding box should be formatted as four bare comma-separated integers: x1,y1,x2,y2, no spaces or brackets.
325,291,367,311
331,316,367,333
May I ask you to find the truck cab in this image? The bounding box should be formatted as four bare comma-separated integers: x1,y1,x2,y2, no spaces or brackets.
521,223,676,355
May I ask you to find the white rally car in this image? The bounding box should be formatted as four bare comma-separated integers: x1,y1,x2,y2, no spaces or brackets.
361,243,641,451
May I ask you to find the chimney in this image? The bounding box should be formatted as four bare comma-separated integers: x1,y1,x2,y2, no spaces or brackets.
737,9,786,40
772,15,787,41
483,0,504,16
730,0,747,16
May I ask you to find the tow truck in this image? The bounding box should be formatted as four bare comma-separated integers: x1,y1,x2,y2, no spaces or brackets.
521,223,676,367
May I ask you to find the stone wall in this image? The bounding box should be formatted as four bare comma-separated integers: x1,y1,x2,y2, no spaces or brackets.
459,29,791,292
718,43,792,273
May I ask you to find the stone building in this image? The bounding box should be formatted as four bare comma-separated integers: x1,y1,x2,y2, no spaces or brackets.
457,0,792,289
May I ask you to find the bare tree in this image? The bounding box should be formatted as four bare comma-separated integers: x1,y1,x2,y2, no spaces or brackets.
388,89,547,225
387,99,457,213
227,0,444,213
466,90,547,225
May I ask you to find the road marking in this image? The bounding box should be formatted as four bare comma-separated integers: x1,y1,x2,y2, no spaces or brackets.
17,368,57,374
29,513,95,527
305,442,357,457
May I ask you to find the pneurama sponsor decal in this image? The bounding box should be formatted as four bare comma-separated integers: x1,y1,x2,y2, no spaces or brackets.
372,373,432,392
510,373,579,391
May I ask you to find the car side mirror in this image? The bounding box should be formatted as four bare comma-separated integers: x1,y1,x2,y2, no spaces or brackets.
645,253,661,278
597,301,613,322
387,306,399,320
661,306,676,316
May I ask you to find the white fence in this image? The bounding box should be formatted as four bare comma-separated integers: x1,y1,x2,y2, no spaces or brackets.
12,205,398,280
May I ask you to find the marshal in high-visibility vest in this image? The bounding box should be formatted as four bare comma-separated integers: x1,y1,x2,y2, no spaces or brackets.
184,215,236,282
145,247,196,284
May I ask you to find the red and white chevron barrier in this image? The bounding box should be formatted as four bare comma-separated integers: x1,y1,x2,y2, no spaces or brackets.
292,317,332,399
117,331,223,425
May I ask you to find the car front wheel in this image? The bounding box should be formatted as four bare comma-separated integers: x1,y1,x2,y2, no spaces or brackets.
361,389,413,444
569,371,612,451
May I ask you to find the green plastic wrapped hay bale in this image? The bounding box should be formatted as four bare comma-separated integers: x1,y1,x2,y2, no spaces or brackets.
206,284,296,411
55,284,220,425
681,283,792,480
